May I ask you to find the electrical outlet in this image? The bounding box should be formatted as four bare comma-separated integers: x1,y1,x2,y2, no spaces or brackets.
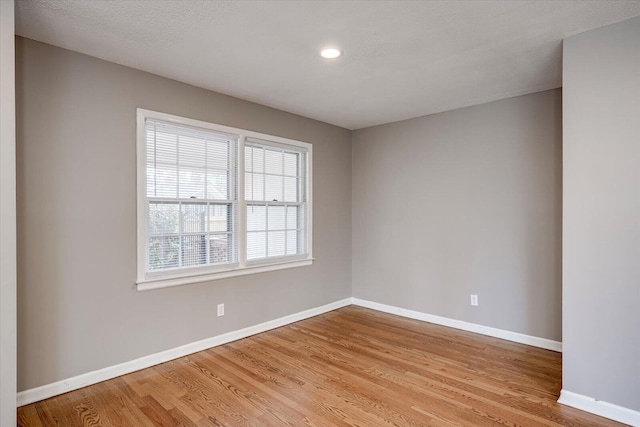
470,294,478,306
217,303,225,317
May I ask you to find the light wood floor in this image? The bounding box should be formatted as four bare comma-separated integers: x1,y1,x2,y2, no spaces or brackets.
18,306,624,426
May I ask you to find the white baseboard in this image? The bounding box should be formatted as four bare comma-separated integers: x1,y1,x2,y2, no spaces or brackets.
559,389,640,426
16,298,352,407
16,297,564,407
17,297,638,425
351,298,563,352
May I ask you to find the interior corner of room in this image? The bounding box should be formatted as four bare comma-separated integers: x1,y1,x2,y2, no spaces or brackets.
2,2,639,426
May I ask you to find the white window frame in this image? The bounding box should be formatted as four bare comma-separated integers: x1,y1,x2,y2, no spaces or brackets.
136,109,313,291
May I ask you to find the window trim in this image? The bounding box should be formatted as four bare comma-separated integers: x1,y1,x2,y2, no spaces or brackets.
136,109,313,291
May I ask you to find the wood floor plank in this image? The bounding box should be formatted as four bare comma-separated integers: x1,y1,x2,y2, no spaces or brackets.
285,318,563,425
17,306,626,426
258,331,503,426
237,337,426,427
17,403,44,427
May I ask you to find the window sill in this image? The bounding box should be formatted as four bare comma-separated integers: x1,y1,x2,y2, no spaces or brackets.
136,257,314,291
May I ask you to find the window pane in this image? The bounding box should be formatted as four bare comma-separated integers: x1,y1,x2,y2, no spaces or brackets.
207,171,229,200
283,177,298,202
207,139,229,170
247,205,266,231
178,167,205,199
149,202,179,235
247,231,266,259
181,203,207,234
208,204,231,233
265,148,283,175
155,165,177,198
245,146,253,172
268,205,285,231
244,173,252,200
149,236,180,270
265,175,283,201
146,130,156,165
268,231,286,257
179,135,205,167
146,166,156,197
251,146,264,173
210,234,232,263
286,205,299,230
155,131,177,164
245,173,264,201
182,235,207,266
284,152,298,176
286,230,299,255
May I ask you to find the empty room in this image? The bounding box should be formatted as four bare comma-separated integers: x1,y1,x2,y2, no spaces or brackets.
1,1,639,426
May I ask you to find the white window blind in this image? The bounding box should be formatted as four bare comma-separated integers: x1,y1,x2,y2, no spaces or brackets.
145,119,238,272
245,139,308,261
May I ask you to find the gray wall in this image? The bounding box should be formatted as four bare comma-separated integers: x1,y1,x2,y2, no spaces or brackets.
16,37,352,391
563,16,640,411
352,90,562,341
0,2,17,425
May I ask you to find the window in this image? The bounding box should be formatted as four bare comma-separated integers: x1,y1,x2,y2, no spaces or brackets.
245,140,308,261
137,109,312,290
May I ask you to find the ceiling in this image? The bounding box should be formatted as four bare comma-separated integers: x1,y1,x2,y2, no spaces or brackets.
15,1,640,130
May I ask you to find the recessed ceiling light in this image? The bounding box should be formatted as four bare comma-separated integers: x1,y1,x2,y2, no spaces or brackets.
320,48,342,59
